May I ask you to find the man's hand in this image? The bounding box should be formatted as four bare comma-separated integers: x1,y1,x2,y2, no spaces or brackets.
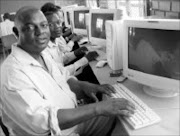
80,82,116,102
74,46,88,57
85,51,99,62
95,98,136,117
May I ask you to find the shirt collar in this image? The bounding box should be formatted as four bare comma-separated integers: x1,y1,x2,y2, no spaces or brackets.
11,45,44,67
48,40,57,48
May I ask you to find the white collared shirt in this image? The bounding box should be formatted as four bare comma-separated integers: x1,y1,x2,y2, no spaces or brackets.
57,36,74,53
45,39,88,76
0,19,14,37
0,45,79,136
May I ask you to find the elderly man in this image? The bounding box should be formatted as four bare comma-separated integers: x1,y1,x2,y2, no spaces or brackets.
0,6,135,136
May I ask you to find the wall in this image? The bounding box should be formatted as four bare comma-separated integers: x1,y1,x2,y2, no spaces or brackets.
0,0,86,22
150,0,180,19
0,0,55,15
55,0,85,7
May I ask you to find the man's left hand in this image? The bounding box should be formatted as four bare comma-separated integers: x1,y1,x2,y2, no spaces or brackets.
81,82,116,102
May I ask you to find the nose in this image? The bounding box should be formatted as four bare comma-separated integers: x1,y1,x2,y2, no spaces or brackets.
54,23,62,29
35,25,46,36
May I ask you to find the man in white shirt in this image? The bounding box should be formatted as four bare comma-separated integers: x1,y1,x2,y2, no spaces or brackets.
0,13,14,37
0,6,135,136
44,11,98,76
41,3,81,52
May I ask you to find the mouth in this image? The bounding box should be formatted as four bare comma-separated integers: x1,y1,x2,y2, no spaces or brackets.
36,37,49,44
55,30,62,35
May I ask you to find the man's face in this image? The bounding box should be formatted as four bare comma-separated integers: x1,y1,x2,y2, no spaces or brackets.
46,13,63,39
19,10,50,53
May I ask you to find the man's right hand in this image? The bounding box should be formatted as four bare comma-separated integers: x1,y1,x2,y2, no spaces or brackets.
85,51,99,62
95,98,136,117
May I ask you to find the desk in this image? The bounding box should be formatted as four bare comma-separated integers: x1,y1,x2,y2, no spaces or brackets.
89,61,180,136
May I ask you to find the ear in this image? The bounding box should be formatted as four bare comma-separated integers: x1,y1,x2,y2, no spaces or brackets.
12,27,19,37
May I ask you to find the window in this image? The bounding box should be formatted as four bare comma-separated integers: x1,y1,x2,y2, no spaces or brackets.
95,0,146,17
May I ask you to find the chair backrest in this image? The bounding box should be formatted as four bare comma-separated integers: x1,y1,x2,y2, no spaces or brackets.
1,34,17,50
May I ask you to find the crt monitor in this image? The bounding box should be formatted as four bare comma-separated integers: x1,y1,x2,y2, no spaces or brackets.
71,7,90,35
88,9,122,47
122,18,180,97
61,4,79,28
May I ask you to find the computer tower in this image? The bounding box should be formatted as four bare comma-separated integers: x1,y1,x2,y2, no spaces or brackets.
105,20,123,71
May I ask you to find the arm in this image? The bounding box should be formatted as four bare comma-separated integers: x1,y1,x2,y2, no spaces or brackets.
1,69,61,135
57,96,136,130
65,57,88,76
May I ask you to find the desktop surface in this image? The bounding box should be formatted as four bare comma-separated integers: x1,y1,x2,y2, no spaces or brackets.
89,61,180,136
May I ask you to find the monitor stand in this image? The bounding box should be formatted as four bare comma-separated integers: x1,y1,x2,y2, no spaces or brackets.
143,85,179,98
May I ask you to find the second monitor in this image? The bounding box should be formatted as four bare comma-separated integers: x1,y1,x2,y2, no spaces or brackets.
71,7,90,36
88,9,123,47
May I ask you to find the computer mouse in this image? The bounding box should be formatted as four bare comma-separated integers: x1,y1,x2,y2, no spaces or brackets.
96,60,107,68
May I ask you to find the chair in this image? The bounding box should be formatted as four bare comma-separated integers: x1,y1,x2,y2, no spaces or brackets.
1,34,17,59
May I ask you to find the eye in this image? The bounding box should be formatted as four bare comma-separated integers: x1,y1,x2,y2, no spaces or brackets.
23,24,35,32
48,22,54,28
57,20,63,27
41,23,49,28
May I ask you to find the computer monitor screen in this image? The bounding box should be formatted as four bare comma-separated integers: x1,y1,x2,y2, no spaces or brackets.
71,7,90,35
123,18,180,97
89,9,122,47
74,10,89,29
128,28,179,80
91,13,113,39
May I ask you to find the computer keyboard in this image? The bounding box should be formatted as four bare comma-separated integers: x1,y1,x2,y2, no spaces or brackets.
112,83,161,129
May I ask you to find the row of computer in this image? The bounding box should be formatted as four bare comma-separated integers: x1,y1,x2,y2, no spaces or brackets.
62,5,180,98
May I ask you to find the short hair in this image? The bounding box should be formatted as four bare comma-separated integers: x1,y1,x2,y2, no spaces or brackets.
14,6,40,28
43,11,56,17
56,5,61,10
41,2,59,14
3,13,10,20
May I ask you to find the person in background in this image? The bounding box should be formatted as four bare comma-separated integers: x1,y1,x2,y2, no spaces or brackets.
55,5,74,42
41,3,101,86
0,12,14,37
41,3,81,53
0,6,136,136
44,10,98,76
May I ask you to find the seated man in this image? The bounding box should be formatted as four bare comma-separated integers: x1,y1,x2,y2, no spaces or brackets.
41,3,82,53
0,6,135,136
44,10,98,76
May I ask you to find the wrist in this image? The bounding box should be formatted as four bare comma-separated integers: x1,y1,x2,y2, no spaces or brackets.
94,103,102,116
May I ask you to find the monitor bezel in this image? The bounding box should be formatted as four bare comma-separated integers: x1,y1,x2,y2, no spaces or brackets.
71,7,90,35
123,18,180,92
88,9,122,47
61,4,79,28
62,9,73,28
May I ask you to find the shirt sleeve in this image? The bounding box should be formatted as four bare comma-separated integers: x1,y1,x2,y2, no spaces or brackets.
1,68,62,136
63,52,76,64
65,57,88,76
67,41,74,51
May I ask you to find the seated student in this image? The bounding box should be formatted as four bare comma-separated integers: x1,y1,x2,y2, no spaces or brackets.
0,6,135,136
41,3,101,86
41,3,81,53
0,12,14,37
44,11,98,76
